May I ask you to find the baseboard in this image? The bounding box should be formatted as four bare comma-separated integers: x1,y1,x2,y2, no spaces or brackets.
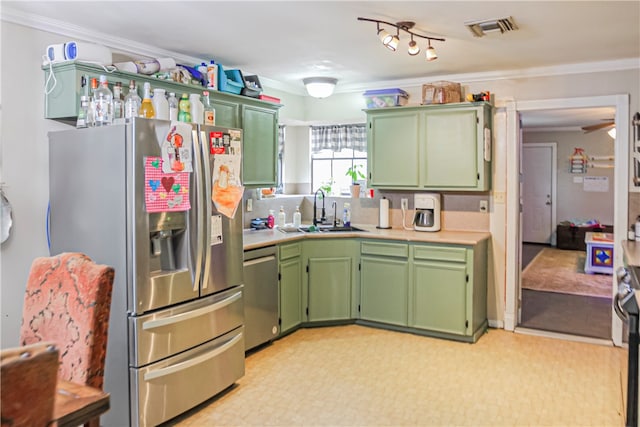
515,327,614,346
488,319,504,329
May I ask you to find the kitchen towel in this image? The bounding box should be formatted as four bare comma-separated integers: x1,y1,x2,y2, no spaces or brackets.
378,198,390,228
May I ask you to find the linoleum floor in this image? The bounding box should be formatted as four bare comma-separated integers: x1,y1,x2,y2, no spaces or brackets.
169,325,626,427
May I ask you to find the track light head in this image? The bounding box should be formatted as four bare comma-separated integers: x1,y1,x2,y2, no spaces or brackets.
408,38,420,56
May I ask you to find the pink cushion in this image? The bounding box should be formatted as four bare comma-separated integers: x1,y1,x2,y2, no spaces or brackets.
19,253,114,390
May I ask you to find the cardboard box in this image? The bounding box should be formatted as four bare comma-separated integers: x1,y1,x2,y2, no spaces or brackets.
422,81,462,104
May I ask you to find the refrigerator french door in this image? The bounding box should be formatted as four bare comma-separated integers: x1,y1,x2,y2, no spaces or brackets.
49,118,245,427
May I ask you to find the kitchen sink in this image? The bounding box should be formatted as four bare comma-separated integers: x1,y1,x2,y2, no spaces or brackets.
298,225,368,233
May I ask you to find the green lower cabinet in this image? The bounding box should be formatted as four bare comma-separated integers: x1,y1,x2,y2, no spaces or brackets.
411,260,467,335
307,257,352,322
279,243,302,335
359,241,409,326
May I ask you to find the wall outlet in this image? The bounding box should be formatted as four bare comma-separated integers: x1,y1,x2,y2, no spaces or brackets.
479,200,488,213
401,198,408,210
246,198,253,212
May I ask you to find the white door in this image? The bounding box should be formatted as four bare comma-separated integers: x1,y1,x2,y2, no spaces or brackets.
522,143,556,243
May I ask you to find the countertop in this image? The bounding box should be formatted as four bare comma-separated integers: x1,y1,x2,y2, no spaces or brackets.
243,224,491,251
622,239,640,267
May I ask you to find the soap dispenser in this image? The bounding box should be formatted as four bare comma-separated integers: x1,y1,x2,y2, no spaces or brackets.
267,210,275,229
293,206,302,227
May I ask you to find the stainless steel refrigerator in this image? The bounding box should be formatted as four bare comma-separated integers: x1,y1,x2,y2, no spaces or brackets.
48,118,245,427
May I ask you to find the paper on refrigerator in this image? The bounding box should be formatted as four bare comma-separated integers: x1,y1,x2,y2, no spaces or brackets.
211,130,243,218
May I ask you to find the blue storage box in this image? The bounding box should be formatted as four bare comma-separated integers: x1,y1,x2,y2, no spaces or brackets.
363,88,409,108
217,64,245,95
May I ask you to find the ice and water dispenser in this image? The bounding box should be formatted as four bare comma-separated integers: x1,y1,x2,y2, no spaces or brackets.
148,212,187,273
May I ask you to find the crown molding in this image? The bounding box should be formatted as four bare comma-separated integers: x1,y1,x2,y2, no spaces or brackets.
3,5,638,97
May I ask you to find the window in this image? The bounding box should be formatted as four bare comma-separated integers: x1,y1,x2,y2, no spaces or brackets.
310,124,367,196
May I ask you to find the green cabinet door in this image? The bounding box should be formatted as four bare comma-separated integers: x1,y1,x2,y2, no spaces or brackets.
210,98,240,128
411,259,467,335
241,105,278,187
279,242,302,334
360,256,408,326
422,108,479,188
367,111,420,188
307,257,352,322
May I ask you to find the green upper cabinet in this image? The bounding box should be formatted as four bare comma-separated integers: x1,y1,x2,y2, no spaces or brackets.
210,98,240,128
365,102,492,191
43,61,281,187
367,111,420,187
241,105,278,187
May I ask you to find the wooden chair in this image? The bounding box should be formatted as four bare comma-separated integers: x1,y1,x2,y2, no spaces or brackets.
1,342,60,427
19,253,114,426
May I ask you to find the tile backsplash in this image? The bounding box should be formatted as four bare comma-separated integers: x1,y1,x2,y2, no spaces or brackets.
242,189,490,232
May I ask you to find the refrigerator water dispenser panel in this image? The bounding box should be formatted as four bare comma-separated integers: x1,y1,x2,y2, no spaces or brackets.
148,212,187,273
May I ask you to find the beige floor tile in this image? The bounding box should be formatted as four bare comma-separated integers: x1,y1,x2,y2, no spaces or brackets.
169,325,626,427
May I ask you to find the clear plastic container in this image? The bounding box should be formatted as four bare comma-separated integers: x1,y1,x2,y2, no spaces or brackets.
152,88,169,120
189,93,204,124
168,92,179,121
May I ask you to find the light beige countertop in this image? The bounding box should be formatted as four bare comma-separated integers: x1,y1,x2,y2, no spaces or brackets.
622,239,640,267
243,224,491,251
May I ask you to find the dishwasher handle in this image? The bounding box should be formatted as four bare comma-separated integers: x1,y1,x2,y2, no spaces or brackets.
243,255,276,267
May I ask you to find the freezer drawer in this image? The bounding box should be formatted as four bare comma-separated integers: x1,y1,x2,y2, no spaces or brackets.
130,326,245,427
129,286,243,366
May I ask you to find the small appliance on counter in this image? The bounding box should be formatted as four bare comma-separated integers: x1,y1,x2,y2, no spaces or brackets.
414,193,441,232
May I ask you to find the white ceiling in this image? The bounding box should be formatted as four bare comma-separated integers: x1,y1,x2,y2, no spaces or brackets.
2,1,639,129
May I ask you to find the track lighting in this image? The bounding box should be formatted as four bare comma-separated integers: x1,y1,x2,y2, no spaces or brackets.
358,17,445,61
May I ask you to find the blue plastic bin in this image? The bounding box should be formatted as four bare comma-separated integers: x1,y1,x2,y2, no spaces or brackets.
363,88,409,108
218,64,245,95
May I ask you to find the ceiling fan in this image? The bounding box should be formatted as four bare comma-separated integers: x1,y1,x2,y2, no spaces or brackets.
582,119,615,133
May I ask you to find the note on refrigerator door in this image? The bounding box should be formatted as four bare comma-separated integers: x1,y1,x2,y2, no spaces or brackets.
144,157,190,213
210,214,223,245
211,152,244,218
160,122,193,173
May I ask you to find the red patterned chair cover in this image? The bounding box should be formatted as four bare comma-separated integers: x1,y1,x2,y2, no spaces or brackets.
19,252,114,391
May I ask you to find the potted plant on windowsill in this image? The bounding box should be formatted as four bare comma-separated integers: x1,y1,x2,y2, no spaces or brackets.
345,165,366,198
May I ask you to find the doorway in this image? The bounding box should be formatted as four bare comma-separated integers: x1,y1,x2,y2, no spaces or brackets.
504,94,629,346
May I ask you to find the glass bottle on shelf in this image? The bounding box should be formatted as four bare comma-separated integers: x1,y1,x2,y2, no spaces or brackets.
178,93,191,123
124,80,141,122
76,95,90,128
94,75,113,126
113,81,124,123
168,92,179,121
202,91,215,125
139,82,155,118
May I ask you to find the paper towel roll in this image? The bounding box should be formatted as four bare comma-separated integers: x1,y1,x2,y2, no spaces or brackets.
378,198,390,229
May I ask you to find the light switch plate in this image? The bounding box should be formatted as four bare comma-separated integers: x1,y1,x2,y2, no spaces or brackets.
246,199,253,212
401,198,408,210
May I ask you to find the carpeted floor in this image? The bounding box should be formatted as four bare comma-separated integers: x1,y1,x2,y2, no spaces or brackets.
522,247,613,298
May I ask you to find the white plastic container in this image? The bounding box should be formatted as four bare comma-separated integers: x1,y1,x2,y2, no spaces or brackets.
189,93,204,124
277,206,286,228
168,93,178,121
152,88,169,120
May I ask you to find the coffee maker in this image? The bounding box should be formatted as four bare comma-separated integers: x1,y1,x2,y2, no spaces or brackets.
414,193,441,232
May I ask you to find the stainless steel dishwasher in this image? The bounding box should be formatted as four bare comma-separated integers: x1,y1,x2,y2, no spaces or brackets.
243,245,279,351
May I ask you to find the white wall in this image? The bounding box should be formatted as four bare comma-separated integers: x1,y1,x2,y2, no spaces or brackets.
524,130,615,225
1,20,639,344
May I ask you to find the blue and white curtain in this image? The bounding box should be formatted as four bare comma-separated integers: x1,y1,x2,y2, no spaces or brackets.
310,124,367,153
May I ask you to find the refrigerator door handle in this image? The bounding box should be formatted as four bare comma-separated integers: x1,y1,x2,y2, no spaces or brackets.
141,290,242,330
142,332,243,381
200,130,213,290
192,129,204,292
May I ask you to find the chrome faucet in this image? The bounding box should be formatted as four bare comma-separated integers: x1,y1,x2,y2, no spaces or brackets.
332,201,337,227
313,189,326,226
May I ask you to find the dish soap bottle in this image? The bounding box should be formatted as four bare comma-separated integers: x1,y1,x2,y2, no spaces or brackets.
277,206,286,228
293,206,301,227
343,202,351,227
267,210,275,229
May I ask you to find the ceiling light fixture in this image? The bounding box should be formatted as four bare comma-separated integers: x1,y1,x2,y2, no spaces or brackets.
358,17,445,61
303,77,338,99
